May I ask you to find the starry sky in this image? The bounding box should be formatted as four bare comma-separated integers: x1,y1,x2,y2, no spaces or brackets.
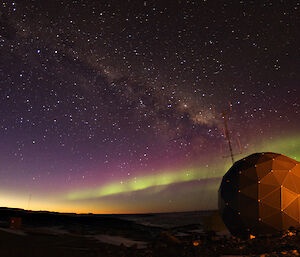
0,0,299,214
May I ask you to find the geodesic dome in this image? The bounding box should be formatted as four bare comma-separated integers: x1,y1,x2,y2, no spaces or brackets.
218,152,300,237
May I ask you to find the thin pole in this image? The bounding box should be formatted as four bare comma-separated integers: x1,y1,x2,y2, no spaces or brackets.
222,111,234,164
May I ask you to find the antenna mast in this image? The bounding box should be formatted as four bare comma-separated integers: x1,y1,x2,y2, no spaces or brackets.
222,110,235,164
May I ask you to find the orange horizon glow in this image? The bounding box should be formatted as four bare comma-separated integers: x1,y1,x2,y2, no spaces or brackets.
0,192,178,214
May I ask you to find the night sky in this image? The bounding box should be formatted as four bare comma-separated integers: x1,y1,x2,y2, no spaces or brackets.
0,0,299,214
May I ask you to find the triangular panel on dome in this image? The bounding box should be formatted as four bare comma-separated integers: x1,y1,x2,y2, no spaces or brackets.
281,212,299,230
281,187,298,210
282,173,299,193
227,193,240,212
256,154,275,164
298,197,300,221
261,188,281,210
262,212,283,231
272,170,289,184
253,219,277,235
283,198,299,222
238,194,259,220
259,201,279,219
290,164,300,180
239,174,257,190
256,161,273,179
238,193,258,212
240,183,258,200
261,153,281,159
260,173,280,187
289,171,300,194
239,213,259,228
222,205,238,218
258,183,279,198
238,194,259,226
272,160,296,170
242,166,258,180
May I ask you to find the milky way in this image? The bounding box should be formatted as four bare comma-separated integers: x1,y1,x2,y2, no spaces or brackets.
0,0,299,213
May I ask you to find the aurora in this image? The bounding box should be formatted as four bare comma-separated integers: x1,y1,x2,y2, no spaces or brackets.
66,163,223,200
65,133,300,202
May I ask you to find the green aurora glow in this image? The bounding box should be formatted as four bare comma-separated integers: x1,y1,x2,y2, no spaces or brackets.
65,134,300,201
66,163,223,200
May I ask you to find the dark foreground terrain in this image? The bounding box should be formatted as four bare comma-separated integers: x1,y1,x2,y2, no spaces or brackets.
0,207,300,257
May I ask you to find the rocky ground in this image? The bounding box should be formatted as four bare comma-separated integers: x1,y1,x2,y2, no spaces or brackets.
1,225,300,256
1,208,300,256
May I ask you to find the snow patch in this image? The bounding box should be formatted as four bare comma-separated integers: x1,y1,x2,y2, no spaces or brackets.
91,234,148,249
0,227,27,236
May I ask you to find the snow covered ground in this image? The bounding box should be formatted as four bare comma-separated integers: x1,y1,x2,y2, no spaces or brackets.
91,234,148,249
0,227,27,236
119,211,211,228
